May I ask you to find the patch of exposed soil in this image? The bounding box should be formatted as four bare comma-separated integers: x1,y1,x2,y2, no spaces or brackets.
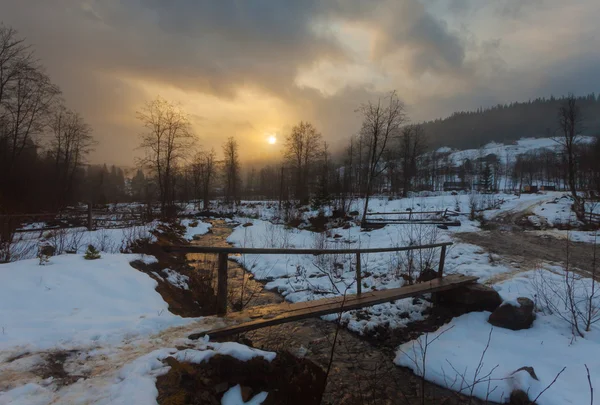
129,222,218,317
34,351,87,387
457,229,597,279
157,352,325,405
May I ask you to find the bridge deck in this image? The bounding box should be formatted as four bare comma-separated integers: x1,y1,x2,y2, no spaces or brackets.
190,274,478,340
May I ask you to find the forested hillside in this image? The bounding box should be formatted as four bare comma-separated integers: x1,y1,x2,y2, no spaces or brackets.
422,94,600,149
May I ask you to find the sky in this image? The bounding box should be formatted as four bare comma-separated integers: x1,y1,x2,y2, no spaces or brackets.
1,0,599,166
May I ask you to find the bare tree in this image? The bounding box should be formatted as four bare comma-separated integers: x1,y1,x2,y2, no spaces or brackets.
284,121,323,204
191,148,216,210
137,97,195,216
556,94,585,219
222,137,241,205
0,24,61,215
399,124,428,197
48,105,96,207
358,91,407,226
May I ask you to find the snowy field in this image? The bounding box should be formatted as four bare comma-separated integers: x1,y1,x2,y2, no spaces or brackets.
0,219,222,405
2,189,599,404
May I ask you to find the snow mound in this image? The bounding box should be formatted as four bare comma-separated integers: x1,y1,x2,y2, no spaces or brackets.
0,254,193,352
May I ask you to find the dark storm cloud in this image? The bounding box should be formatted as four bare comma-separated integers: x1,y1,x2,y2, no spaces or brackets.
0,0,598,165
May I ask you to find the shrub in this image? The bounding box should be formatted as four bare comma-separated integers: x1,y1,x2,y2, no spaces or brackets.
84,244,101,260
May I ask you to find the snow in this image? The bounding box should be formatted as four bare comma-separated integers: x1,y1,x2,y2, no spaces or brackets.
162,268,190,290
395,269,600,405
226,216,511,334
0,336,274,405
182,218,212,240
441,136,595,166
0,253,192,352
8,223,159,262
222,384,268,405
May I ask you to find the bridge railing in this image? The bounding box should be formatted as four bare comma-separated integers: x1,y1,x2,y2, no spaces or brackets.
165,241,453,315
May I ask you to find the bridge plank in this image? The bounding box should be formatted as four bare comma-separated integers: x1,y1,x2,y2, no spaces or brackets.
189,274,478,340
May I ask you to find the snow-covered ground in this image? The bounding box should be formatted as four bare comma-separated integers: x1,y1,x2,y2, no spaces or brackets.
226,216,513,334
2,191,598,404
0,254,191,352
181,218,212,241
221,192,599,403
395,268,600,405
439,136,595,166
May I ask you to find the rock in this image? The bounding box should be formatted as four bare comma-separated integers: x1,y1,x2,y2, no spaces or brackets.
416,268,438,283
342,223,351,229
488,297,535,330
333,234,343,238
349,211,360,216
438,283,502,312
242,222,253,227
240,386,253,402
214,382,229,394
509,389,532,404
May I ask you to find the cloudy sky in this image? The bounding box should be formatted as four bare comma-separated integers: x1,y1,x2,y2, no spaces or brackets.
2,0,599,165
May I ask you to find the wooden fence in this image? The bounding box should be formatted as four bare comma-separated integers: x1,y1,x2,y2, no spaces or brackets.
364,209,461,227
165,242,453,315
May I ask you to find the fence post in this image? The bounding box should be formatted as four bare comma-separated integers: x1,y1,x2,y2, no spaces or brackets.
217,252,228,315
438,245,447,278
356,252,362,296
87,202,93,231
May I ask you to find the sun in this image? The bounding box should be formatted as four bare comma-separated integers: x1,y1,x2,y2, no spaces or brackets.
267,134,277,145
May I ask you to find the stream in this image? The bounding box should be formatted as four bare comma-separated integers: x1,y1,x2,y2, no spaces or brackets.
187,220,497,405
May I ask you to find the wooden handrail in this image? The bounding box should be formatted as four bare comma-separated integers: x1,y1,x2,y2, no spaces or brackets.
164,241,453,255
167,241,453,315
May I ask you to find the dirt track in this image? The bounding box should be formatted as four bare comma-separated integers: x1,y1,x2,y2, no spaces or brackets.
456,200,598,279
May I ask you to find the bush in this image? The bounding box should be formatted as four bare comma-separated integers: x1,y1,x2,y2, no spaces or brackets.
84,244,101,260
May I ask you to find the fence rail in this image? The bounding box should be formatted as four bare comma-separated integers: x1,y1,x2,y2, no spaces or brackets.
166,241,452,315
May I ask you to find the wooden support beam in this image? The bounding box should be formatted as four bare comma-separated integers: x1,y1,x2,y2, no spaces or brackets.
356,252,362,296
217,252,228,315
189,274,478,340
165,241,453,255
438,245,447,278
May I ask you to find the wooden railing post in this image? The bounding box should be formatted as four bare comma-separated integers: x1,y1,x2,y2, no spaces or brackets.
87,202,93,231
356,252,362,296
217,252,228,315
438,245,447,278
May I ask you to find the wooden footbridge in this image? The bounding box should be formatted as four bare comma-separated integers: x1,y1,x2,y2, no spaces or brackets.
166,242,478,339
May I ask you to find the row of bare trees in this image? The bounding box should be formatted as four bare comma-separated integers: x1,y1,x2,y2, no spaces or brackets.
0,24,96,214
136,97,242,215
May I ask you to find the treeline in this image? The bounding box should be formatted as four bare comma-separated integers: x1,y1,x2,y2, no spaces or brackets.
0,24,96,213
422,94,600,149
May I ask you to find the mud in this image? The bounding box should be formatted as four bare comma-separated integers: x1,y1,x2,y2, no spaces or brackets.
459,206,598,280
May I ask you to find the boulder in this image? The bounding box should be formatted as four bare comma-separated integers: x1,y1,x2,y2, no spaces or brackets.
416,268,438,283
437,283,502,312
242,222,253,227
488,297,535,330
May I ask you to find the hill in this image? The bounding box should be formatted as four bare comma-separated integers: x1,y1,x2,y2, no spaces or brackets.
422,94,600,149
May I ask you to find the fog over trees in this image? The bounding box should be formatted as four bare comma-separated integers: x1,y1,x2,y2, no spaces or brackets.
2,20,600,221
